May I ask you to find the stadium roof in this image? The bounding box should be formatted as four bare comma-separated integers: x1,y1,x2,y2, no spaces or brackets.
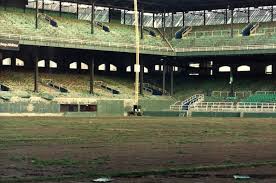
62,0,276,12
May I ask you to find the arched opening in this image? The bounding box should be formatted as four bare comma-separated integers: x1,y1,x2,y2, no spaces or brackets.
189,63,200,68
155,65,160,71
50,61,58,68
144,67,149,73
81,62,88,70
69,62,77,69
16,58,24,67
98,64,106,71
173,66,178,72
265,65,272,75
38,60,45,68
219,66,231,72
126,66,131,72
237,65,250,72
110,64,117,72
2,58,11,66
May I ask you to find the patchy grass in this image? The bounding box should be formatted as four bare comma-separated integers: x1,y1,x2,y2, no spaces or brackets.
1,117,276,182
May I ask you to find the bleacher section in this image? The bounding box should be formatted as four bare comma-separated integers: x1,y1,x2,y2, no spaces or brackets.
0,7,166,48
242,94,276,103
2,7,276,51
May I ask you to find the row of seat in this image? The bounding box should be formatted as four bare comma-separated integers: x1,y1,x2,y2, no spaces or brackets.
0,7,166,47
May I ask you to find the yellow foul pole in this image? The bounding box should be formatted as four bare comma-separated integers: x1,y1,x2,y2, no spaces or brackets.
134,0,140,105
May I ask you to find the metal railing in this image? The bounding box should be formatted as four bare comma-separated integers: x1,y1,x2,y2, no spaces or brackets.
237,102,276,112
212,91,252,98
170,94,204,111
190,102,235,112
189,101,276,112
255,91,276,95
174,44,276,53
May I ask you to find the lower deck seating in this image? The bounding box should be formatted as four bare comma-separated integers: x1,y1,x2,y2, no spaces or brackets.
242,94,276,103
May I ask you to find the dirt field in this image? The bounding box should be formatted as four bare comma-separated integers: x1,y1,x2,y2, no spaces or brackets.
0,117,276,182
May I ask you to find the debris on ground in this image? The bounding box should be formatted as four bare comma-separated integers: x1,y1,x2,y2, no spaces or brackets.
92,177,113,182
233,175,251,180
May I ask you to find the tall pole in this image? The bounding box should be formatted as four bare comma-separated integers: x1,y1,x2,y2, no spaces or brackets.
35,0,38,29
162,62,166,95
123,10,126,24
59,1,62,17
42,0,44,13
76,3,79,19
34,49,39,93
247,7,250,23
231,8,234,38
90,57,95,94
134,0,140,105
152,13,155,28
203,10,206,25
170,66,174,96
171,12,174,39
91,1,95,34
225,9,228,24
140,10,144,39
182,11,185,27
271,6,274,22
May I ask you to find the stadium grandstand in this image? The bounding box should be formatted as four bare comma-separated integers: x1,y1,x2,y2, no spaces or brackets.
1,0,276,117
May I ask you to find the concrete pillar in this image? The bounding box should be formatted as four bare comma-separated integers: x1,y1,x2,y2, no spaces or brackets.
89,57,95,94
231,9,234,38
11,56,16,69
42,0,44,13
170,66,174,96
59,1,62,17
271,6,274,22
76,3,79,19
225,9,228,24
140,10,144,39
35,0,38,29
162,62,166,95
91,2,95,34
203,10,206,25
182,12,185,27
139,60,144,95
34,50,39,93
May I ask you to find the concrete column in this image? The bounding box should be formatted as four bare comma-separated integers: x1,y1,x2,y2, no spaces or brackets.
182,12,185,27
139,60,144,95
171,12,174,39
42,0,44,13
91,2,95,34
203,10,206,25
11,56,16,69
59,1,62,17
34,50,39,93
225,9,228,24
140,10,144,39
271,6,274,22
123,10,126,24
152,13,155,28
76,3,79,19
247,7,250,23
170,66,174,96
231,9,234,38
89,57,95,94
162,62,166,95
0,52,3,67
35,0,38,29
